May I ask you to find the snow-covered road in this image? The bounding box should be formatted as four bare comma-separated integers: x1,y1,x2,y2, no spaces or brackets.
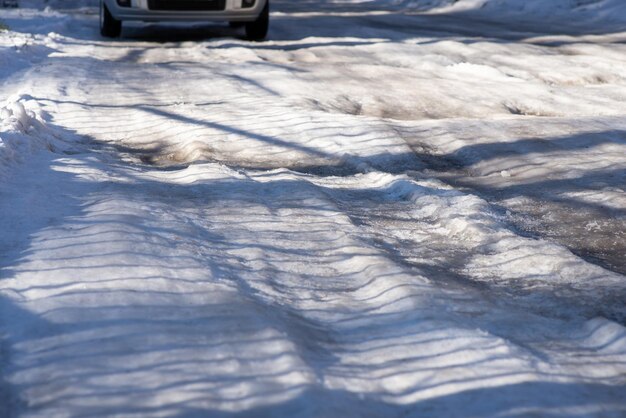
1,0,625,416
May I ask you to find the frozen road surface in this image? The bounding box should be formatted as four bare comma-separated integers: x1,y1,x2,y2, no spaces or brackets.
1,0,625,416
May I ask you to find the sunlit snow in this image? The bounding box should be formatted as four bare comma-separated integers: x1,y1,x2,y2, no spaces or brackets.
1,0,625,416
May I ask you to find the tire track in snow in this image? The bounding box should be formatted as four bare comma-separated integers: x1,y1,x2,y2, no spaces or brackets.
1,158,322,416
391,118,626,278
0,6,625,416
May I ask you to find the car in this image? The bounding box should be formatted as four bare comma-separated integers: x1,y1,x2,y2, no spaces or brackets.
99,0,269,40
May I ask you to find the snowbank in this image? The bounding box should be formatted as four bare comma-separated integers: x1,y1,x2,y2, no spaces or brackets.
0,96,66,176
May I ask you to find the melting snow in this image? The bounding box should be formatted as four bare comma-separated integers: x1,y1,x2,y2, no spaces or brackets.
0,0,625,416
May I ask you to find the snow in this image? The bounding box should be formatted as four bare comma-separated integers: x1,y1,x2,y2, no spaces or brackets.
1,0,625,416
0,96,64,177
442,0,626,24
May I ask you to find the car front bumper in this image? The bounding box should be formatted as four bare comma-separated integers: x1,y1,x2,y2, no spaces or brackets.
104,0,266,22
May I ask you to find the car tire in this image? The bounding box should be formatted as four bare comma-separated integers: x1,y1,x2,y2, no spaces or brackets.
229,21,245,28
245,0,269,41
100,0,122,38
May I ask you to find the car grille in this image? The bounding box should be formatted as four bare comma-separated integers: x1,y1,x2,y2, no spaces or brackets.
147,0,226,11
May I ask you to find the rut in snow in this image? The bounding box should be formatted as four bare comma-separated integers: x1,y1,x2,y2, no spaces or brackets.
0,0,625,416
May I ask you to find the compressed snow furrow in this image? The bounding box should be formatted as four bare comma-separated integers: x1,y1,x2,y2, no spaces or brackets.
0,156,420,414
303,171,625,321
21,55,418,173
229,169,626,402
391,116,626,275
0,159,324,416
178,169,574,411
39,160,618,415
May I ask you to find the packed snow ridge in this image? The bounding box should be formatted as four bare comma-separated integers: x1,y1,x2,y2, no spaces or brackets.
0,0,625,417
0,97,56,176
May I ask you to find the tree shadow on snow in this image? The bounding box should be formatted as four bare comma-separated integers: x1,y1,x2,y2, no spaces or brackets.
0,113,625,416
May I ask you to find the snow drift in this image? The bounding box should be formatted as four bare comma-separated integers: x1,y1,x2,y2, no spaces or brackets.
0,96,72,177
0,98,49,171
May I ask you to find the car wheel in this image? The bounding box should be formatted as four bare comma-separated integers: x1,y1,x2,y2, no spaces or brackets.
100,0,122,38
245,0,269,41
